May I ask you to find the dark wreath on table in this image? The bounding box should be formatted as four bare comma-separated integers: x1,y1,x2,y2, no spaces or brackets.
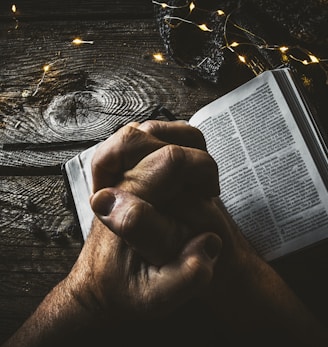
153,0,328,128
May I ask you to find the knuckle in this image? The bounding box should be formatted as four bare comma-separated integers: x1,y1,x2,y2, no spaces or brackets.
161,144,186,171
184,257,211,289
118,124,141,145
119,202,145,242
137,120,159,134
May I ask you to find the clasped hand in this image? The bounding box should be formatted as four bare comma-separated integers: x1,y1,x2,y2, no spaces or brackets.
4,121,326,347
68,120,231,322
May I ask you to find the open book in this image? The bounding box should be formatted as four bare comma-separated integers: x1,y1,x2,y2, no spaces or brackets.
62,68,328,261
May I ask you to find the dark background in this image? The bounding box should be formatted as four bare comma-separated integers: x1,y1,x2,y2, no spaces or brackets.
0,0,327,345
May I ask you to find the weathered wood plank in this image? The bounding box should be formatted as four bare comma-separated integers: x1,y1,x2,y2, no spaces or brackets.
0,175,80,240
0,19,225,168
0,175,82,343
0,0,154,20
1,1,327,344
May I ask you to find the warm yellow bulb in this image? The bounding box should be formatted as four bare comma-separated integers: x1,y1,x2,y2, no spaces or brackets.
302,60,309,65
238,55,246,63
217,9,225,16
279,46,289,53
43,65,50,72
309,54,319,63
198,24,212,32
153,53,164,62
189,2,195,12
72,38,94,45
12,4,17,13
161,3,168,8
72,38,83,45
230,42,239,47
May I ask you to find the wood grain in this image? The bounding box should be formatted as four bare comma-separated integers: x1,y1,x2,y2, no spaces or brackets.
0,19,225,169
0,0,153,20
1,0,328,344
0,175,81,343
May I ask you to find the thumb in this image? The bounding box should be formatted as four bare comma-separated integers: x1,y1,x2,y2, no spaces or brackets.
178,232,222,293
152,233,222,313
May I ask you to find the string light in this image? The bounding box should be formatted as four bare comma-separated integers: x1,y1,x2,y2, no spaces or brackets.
153,52,165,62
10,4,19,30
154,1,328,82
230,42,239,47
152,1,189,10
309,54,320,64
164,15,213,33
5,0,327,103
43,65,50,73
279,46,289,53
238,55,246,64
198,23,213,32
32,61,59,96
72,38,94,45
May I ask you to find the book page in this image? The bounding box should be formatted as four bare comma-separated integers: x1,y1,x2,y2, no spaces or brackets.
190,69,328,261
64,144,100,240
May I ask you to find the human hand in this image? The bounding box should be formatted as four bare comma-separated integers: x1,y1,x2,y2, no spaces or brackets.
90,120,226,265
62,120,224,322
90,121,328,346
67,216,222,322
89,121,259,324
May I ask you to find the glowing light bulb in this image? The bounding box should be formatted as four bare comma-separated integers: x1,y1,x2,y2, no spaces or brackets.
279,46,289,53
309,54,319,63
238,55,246,63
189,2,195,12
12,4,17,13
72,38,94,45
153,53,165,62
198,24,212,32
230,42,239,47
43,65,50,72
217,10,225,16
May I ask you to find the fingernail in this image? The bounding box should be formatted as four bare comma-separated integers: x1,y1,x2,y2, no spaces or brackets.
91,190,116,216
203,235,222,259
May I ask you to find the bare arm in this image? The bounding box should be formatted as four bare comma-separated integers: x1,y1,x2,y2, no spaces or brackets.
2,217,221,347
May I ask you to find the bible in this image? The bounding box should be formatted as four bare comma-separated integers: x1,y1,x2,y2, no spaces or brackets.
62,67,328,261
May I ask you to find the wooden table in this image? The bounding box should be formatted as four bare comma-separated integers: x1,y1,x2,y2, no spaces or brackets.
1,0,328,344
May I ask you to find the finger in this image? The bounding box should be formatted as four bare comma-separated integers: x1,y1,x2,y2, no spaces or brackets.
167,196,226,235
118,144,220,206
92,121,207,192
146,233,222,314
92,125,167,192
137,120,207,151
90,188,192,266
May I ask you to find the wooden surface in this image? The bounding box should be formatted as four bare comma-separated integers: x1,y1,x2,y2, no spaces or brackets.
0,0,328,344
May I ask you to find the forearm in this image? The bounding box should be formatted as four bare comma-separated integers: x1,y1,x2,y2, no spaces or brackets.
2,277,99,347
